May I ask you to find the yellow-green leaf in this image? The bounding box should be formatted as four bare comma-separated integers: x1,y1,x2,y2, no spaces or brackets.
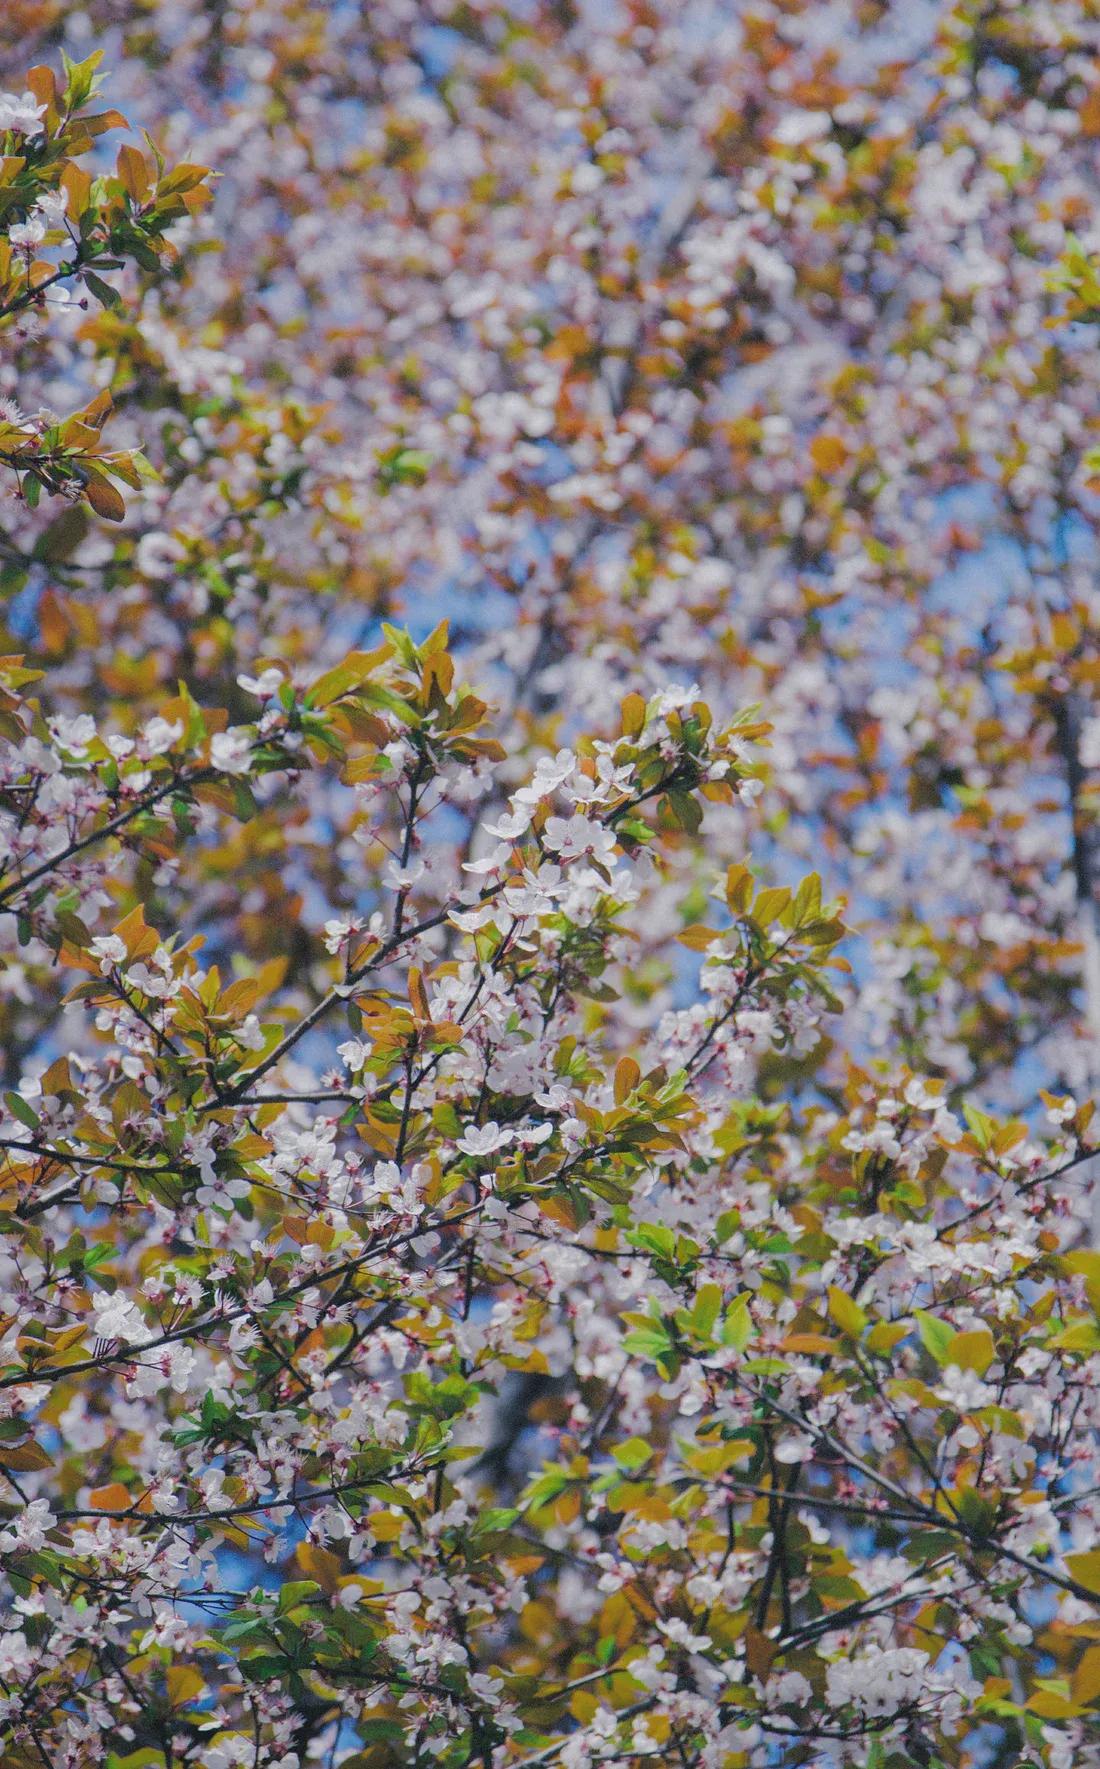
948,1328,994,1375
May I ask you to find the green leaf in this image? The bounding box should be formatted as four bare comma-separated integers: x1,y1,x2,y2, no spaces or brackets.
622,1325,671,1361
34,504,90,563
665,788,702,834
690,1283,722,1341
231,779,258,821
355,1720,406,1744
611,1437,653,1473
61,48,105,110
956,1487,996,1537
1050,1318,1100,1354
376,446,432,488
83,270,122,310
218,1614,267,1642
827,1286,867,1339
721,1294,754,1353
277,1580,319,1612
627,1222,676,1259
915,1309,954,1366
4,1092,39,1131
523,1468,570,1510
239,1653,288,1682
753,886,791,927
791,871,823,926
962,1101,996,1151
472,1507,519,1534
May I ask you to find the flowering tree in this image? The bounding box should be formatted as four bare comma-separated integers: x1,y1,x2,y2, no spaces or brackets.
2,5,1100,1768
